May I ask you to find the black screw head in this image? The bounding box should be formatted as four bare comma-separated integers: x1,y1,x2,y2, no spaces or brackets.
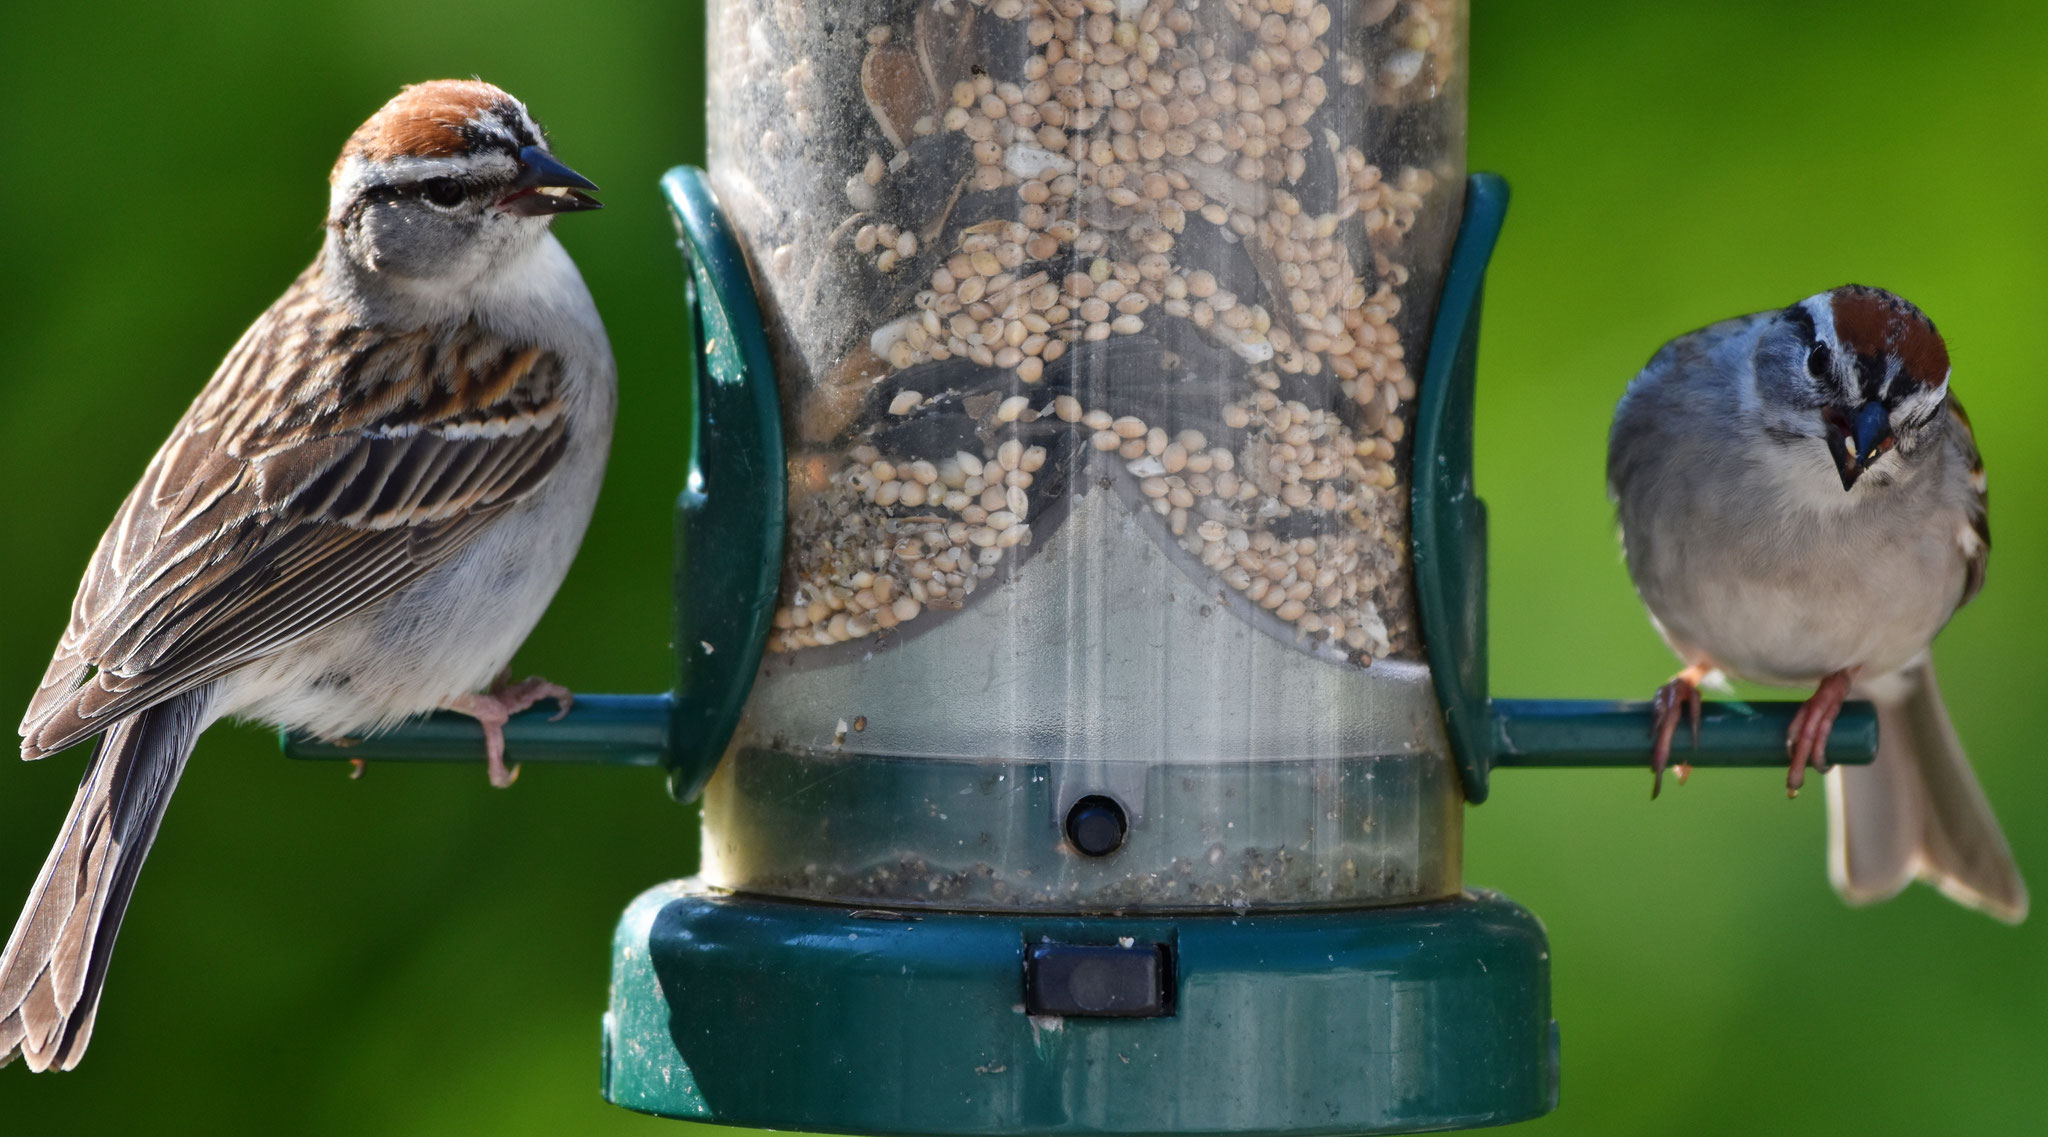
1065,795,1128,857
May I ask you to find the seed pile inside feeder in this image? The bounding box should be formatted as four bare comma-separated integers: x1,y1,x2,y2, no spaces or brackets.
711,0,1464,664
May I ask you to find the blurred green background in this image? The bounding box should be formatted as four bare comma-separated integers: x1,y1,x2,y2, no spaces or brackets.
2,0,2043,1132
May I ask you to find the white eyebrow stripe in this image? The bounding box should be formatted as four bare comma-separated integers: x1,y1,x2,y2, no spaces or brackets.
1803,294,1838,347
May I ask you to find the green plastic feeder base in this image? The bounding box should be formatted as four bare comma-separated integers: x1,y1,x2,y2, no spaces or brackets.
603,882,1557,1135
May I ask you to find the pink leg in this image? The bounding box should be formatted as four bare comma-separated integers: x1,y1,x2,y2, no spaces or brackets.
444,674,574,788
1785,669,1854,798
1648,664,1709,799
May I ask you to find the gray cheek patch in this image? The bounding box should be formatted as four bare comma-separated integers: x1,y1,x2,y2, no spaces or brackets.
358,204,482,278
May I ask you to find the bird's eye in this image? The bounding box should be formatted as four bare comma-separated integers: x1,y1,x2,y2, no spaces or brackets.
1806,343,1832,378
421,177,465,209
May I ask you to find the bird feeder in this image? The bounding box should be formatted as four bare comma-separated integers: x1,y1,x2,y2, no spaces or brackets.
289,1,1875,1132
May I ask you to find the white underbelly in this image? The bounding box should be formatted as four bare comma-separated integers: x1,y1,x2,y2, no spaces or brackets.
1649,569,1950,686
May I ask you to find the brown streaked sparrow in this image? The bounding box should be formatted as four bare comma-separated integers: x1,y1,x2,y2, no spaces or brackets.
1608,285,2026,923
0,79,615,1070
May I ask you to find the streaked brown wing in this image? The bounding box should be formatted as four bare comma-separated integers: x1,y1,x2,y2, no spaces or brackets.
21,268,571,757
1947,396,1989,608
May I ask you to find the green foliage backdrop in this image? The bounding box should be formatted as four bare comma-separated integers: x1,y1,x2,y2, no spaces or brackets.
1,1,2041,1133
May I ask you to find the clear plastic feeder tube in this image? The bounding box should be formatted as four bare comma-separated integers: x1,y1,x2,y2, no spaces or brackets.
706,0,1468,912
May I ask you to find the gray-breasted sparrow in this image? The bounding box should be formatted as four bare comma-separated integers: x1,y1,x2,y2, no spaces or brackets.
1608,285,2025,923
0,79,615,1070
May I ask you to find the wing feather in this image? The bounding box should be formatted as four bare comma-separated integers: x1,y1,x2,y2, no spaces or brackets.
1945,397,1989,608
20,266,575,757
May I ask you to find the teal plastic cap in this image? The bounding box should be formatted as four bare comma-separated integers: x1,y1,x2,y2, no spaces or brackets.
603,882,1559,1135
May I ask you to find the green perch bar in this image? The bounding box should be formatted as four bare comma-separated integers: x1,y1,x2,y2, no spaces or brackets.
282,693,671,767
1490,698,1876,768
282,693,1874,772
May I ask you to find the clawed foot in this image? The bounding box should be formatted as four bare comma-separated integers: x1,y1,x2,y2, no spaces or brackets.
445,673,574,788
308,734,367,780
1649,664,1709,798
1785,669,1854,798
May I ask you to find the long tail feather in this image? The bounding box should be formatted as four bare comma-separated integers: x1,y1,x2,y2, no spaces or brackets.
0,686,213,1070
1827,662,2027,923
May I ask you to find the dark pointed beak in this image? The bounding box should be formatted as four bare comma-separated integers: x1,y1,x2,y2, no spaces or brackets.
1851,400,1892,467
1825,399,1893,491
500,145,602,216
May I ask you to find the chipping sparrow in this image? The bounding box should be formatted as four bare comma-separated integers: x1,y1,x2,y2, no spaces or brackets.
0,79,615,1070
1608,285,2025,923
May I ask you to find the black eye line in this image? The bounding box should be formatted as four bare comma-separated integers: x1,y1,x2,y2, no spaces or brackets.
1805,341,1832,378
1783,303,1817,343
357,178,478,207
1854,353,1887,401
1894,392,1944,433
420,176,467,208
